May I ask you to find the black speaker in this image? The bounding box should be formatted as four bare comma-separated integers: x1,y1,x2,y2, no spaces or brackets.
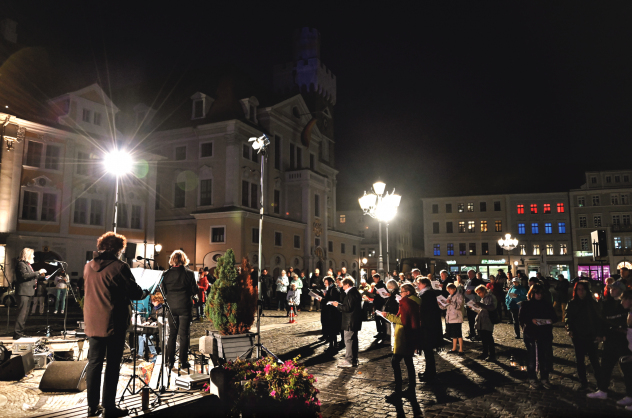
0,352,35,381
125,243,138,265
39,360,88,392
591,229,608,257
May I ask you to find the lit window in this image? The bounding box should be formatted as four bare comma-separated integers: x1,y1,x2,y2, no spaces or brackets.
543,204,551,214
533,244,540,255
615,237,622,249
480,221,487,232
530,204,538,214
495,220,502,232
447,243,454,256
469,243,476,255
578,196,585,207
546,244,554,255
459,243,466,255
593,195,600,206
581,238,589,251
467,203,474,212
560,243,567,255
468,221,475,233
558,222,566,234
433,222,440,234
519,244,526,255
458,203,464,213
458,222,465,233
433,244,440,256
594,216,601,227
545,223,552,234
518,223,525,234
339,214,346,224
532,223,539,234
579,216,587,228
517,204,524,214
557,203,565,213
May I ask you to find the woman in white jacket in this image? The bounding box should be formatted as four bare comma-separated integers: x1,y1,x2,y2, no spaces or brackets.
276,270,289,311
441,283,464,354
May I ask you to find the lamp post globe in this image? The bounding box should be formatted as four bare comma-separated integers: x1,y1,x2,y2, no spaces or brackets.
103,149,133,234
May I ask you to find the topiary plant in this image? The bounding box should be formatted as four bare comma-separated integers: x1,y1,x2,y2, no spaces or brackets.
206,249,257,335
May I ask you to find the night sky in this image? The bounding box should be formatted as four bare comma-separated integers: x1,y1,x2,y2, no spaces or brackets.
4,2,632,211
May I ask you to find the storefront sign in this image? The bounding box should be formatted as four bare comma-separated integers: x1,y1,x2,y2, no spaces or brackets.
446,260,456,265
574,251,593,257
481,259,506,264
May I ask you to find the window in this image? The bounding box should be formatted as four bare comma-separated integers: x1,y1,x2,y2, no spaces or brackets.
519,244,526,255
578,196,585,207
273,190,280,214
447,243,454,256
546,244,554,255
494,201,501,211
517,204,524,214
44,146,61,170
155,184,161,210
558,222,566,234
211,227,225,243
445,203,452,213
175,146,186,161
433,222,440,234
482,242,489,255
533,244,540,255
591,176,597,184
613,215,621,225
241,181,249,206
557,203,565,213
469,243,476,255
624,214,631,225
480,221,487,232
467,221,475,233
592,195,600,206
252,228,259,244
73,198,87,224
93,112,101,126
581,238,589,251
39,193,56,221
480,202,487,212
446,222,453,233
622,194,629,205
626,237,632,249
250,183,257,209
77,151,90,175
458,221,465,233
294,235,301,249
615,237,622,249
193,100,204,118
467,203,474,212
543,204,551,214
328,241,333,252
616,175,621,183
314,194,320,217
495,220,502,232
90,199,103,225
496,243,503,255
432,204,439,214
339,214,346,223
274,135,281,170
594,216,602,227
82,108,91,123
518,223,525,234
606,176,612,183
612,194,619,205
174,182,186,208
289,143,295,168
341,243,345,254
310,153,315,170
118,204,128,228
458,203,464,213
243,144,250,159
626,175,630,182
200,179,212,206
131,205,142,229
560,243,567,255
433,244,440,256
459,243,466,256
26,141,43,167
353,245,357,255
531,223,539,234
251,147,258,163
200,142,213,157
530,204,538,214
579,216,587,228
545,223,552,234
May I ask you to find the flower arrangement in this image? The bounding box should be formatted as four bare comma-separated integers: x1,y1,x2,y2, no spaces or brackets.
207,356,321,417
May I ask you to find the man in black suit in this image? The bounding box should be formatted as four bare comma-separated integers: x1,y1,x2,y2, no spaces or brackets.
416,278,443,381
332,278,362,367
13,248,47,339
367,273,388,341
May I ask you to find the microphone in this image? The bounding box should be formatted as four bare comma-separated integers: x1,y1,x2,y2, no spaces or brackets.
136,256,156,261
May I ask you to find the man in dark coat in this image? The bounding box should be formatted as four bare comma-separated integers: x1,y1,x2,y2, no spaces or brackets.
13,248,46,339
309,268,323,311
417,278,443,381
332,278,362,367
260,269,273,309
366,273,388,341
84,232,148,418
321,277,342,351
465,270,485,340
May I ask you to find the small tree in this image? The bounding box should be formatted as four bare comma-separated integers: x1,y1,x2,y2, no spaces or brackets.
206,249,257,335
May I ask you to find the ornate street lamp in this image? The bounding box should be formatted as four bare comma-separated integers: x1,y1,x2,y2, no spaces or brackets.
359,182,401,277
498,233,519,271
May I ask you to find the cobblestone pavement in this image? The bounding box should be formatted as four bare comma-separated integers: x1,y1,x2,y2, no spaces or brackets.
2,306,631,417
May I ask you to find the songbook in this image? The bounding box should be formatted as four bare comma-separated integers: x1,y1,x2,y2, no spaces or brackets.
534,319,552,326
376,287,390,298
436,295,448,307
309,290,322,301
466,300,481,312
395,294,402,303
375,310,393,322
431,281,443,290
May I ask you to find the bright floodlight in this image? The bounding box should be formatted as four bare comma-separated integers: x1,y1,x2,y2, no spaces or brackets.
248,135,270,154
373,181,386,196
104,150,133,175
359,192,377,210
155,243,162,254
362,258,368,264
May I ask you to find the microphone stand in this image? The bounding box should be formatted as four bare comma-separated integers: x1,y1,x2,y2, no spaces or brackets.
155,279,179,394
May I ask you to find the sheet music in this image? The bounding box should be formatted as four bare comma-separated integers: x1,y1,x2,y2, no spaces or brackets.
437,295,448,307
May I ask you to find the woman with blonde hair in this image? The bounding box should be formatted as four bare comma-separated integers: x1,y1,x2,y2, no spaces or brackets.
13,248,47,339
161,249,198,370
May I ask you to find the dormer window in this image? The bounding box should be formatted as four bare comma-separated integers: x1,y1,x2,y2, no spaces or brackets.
191,92,214,120
239,96,259,124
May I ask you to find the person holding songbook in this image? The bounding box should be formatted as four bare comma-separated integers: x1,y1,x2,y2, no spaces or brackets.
440,283,464,354
321,276,341,352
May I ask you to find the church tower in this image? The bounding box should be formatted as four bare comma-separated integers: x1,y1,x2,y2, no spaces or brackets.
273,27,336,140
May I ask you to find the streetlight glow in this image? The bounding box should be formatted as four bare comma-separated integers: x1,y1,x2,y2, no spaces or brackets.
104,149,133,175
372,181,386,195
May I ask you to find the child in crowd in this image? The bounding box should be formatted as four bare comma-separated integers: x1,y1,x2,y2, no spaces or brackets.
286,284,300,317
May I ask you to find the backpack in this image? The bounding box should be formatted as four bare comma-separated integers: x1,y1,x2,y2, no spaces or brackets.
489,294,501,324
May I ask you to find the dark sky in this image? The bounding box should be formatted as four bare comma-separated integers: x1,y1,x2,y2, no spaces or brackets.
5,2,632,210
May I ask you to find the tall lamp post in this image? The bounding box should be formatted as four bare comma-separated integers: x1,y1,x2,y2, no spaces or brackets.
498,233,519,273
104,149,133,234
359,182,401,278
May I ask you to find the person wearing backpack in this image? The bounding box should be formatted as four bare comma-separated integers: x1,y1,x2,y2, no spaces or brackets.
469,284,497,362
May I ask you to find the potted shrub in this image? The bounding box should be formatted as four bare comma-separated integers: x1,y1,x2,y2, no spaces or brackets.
206,249,258,361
